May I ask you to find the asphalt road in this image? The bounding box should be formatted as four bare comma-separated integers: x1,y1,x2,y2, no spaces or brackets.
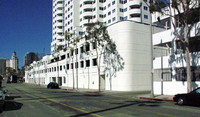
0,82,200,117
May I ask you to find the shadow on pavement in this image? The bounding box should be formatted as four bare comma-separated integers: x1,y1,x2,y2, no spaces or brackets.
5,96,21,100
0,101,23,113
70,100,161,117
3,101,23,111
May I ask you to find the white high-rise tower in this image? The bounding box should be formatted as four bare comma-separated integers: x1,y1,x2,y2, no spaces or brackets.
51,0,150,53
10,51,19,72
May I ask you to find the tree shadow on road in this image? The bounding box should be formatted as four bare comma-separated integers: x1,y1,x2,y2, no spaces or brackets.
69,100,161,117
0,101,23,113
5,96,21,100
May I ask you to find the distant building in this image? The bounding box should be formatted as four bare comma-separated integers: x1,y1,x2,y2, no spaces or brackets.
10,51,19,72
0,58,7,76
24,52,38,66
0,51,19,76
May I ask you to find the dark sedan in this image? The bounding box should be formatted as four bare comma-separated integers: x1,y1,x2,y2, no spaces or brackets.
173,87,200,106
47,82,59,89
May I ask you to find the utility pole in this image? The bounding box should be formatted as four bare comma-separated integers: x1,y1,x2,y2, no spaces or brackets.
161,40,163,95
150,12,154,97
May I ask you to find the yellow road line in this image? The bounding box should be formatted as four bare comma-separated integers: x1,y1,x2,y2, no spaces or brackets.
15,88,102,117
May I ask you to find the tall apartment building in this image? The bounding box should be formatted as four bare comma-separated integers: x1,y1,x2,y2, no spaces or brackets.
24,52,39,66
51,0,150,53
10,51,19,72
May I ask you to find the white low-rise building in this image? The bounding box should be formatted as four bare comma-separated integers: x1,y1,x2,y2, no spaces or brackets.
25,20,163,91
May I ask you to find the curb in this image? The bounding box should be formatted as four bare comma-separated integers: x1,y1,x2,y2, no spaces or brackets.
139,97,174,102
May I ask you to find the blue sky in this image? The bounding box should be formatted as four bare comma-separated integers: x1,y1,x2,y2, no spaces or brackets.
0,0,52,68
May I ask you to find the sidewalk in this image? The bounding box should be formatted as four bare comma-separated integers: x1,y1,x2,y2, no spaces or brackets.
60,86,174,102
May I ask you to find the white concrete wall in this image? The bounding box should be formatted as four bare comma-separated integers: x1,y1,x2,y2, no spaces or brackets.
107,21,151,91
154,81,200,95
26,21,153,92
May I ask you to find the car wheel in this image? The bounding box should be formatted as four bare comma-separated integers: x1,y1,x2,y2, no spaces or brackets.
177,97,186,105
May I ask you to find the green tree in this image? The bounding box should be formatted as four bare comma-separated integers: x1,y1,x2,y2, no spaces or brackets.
147,0,200,92
85,21,123,92
6,67,17,77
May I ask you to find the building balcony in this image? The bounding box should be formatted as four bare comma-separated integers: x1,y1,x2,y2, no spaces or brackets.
129,0,141,5
56,41,65,46
55,28,64,33
55,15,64,21
129,8,141,14
55,10,64,15
56,0,64,3
82,12,93,18
56,22,64,27
82,0,94,2
82,4,93,10
56,35,64,40
55,3,64,9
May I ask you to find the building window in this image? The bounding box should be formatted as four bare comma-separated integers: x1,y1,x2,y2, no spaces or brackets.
92,42,97,49
130,14,141,18
63,77,66,83
80,61,84,68
99,0,106,3
120,8,127,12
60,65,62,71
108,3,111,8
120,16,127,21
67,64,69,70
85,43,90,51
112,9,115,13
112,0,115,5
75,62,78,68
130,5,140,9
75,48,78,54
144,6,148,11
71,63,74,69
86,60,90,67
144,15,148,19
93,58,97,66
80,46,84,53
108,11,111,16
54,67,56,71
108,19,111,24
119,0,127,4
112,17,116,21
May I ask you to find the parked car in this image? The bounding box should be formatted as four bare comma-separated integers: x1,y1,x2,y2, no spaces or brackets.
173,87,200,106
0,90,6,108
47,82,59,89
